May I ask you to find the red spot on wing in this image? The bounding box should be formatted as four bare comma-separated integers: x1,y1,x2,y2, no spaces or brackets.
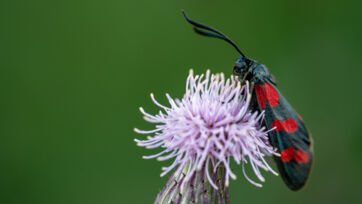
283,119,298,133
255,84,266,109
271,119,298,133
294,150,309,164
271,120,283,131
264,83,279,107
281,147,295,162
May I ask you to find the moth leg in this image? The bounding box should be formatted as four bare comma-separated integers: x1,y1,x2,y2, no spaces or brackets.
249,80,255,94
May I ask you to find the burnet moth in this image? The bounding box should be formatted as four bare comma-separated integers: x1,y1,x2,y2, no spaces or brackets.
182,11,313,191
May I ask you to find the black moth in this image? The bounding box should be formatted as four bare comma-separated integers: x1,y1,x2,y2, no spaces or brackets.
183,11,313,191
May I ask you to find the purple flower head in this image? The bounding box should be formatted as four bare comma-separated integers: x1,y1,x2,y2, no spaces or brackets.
135,70,279,201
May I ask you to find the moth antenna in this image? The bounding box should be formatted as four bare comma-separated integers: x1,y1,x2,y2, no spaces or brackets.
182,10,246,58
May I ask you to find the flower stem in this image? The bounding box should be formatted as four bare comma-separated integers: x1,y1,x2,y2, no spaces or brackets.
155,161,230,204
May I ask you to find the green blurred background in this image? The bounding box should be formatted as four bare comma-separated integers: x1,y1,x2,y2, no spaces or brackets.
1,0,362,203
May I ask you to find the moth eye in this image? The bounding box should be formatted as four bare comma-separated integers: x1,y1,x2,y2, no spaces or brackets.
233,65,242,75
233,62,247,75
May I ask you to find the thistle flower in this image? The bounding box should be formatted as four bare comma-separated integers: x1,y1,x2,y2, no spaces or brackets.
135,70,279,203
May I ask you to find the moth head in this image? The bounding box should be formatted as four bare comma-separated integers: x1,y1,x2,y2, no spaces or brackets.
233,56,252,77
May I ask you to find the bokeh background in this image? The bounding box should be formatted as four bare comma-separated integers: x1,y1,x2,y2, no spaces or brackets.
1,0,362,203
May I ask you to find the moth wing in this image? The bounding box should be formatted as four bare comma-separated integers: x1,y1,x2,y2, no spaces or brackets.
254,82,313,190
